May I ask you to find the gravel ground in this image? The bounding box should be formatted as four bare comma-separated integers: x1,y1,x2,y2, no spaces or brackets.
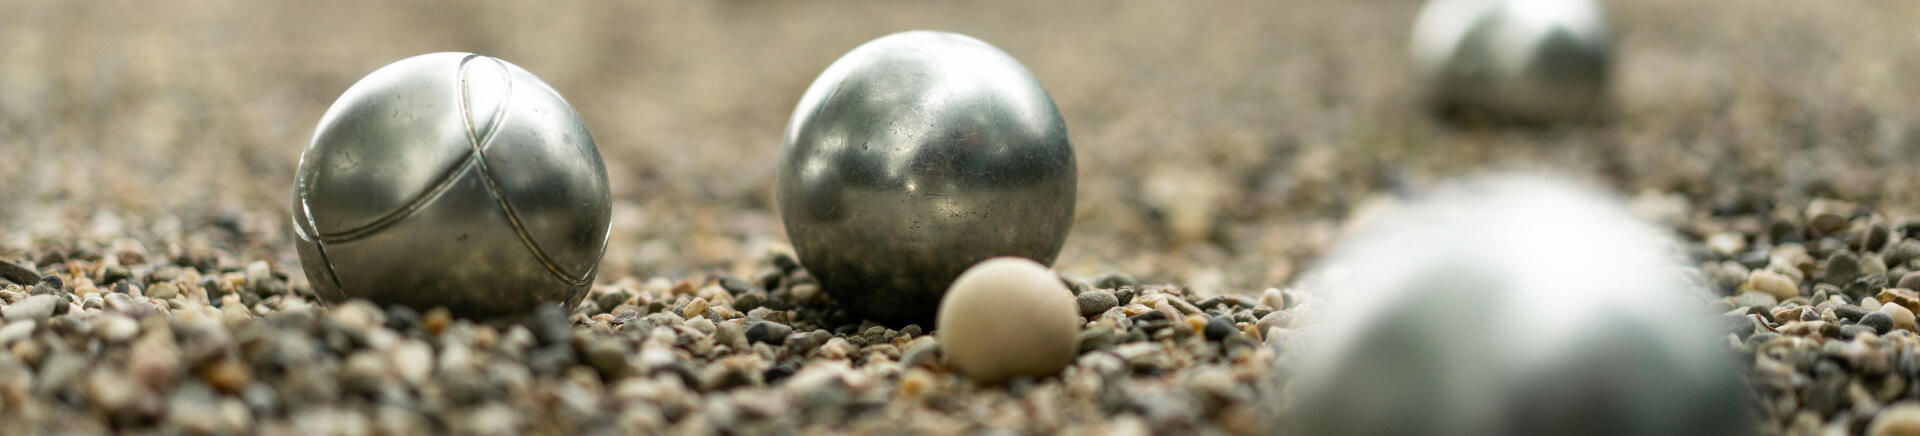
1,1,1918,434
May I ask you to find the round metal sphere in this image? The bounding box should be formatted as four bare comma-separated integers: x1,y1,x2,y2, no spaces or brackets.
778,31,1077,324
291,52,611,318
1411,0,1613,122
1287,175,1749,436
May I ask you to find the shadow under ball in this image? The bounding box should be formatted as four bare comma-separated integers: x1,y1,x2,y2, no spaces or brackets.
778,31,1077,325
292,52,612,319
1411,0,1613,123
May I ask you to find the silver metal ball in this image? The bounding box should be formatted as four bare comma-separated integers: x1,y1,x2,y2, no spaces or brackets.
291,52,611,318
1411,0,1613,122
1286,175,1749,436
778,31,1077,324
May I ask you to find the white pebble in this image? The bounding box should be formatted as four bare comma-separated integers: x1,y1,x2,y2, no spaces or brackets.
935,257,1078,383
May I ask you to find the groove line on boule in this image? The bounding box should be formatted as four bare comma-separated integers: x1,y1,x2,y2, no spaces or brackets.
455,56,591,287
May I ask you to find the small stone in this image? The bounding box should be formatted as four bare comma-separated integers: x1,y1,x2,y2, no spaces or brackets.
936,258,1079,383
1823,252,1863,286
244,261,273,295
1869,403,1920,436
1076,291,1118,317
1861,311,1896,335
147,282,180,299
1256,311,1290,339
95,315,139,342
1113,287,1135,306
1746,270,1799,299
422,307,450,335
0,260,38,285
1094,273,1135,290
1733,292,1779,310
1706,232,1746,258
1203,316,1236,341
202,358,252,394
1881,288,1920,313
1884,303,1917,331
0,320,34,344
3,294,60,322
683,298,709,318
1078,326,1118,353
817,338,853,359
1836,304,1872,322
746,321,792,346
1899,272,1920,291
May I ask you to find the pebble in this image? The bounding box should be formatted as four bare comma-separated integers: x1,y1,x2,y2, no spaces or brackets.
1076,290,1118,316
936,258,1079,383
147,282,180,299
1860,311,1896,335
1203,316,1235,341
746,321,792,346
3,294,60,322
0,259,39,285
1823,252,1863,286
1882,303,1917,331
0,320,34,344
1899,272,1920,291
1746,270,1800,299
1869,403,1920,436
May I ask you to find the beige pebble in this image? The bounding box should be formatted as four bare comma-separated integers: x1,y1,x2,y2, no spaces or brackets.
1884,303,1917,332
936,257,1078,384
1745,270,1799,299
1869,403,1920,436
682,298,709,318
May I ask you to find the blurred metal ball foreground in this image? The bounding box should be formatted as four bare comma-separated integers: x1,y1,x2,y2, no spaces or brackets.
778,31,1077,324
1411,0,1613,123
1286,175,1750,436
292,52,611,318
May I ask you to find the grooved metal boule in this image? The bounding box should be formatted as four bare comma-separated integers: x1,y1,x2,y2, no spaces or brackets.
778,30,1077,325
1411,0,1613,123
291,52,611,319
1286,175,1750,436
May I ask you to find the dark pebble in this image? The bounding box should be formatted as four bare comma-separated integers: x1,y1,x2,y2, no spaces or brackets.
1203,317,1236,341
528,305,572,346
1128,310,1168,323
735,292,765,312
1899,271,1920,291
1834,304,1871,322
385,305,421,333
1113,287,1135,306
1093,273,1135,290
746,321,792,346
718,275,759,295
763,363,796,384
1861,311,1896,334
0,260,38,285
770,252,800,274
1837,324,1875,340
1846,273,1890,300
1195,295,1253,310
1821,252,1862,286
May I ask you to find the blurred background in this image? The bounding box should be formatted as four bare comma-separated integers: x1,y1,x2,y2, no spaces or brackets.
0,0,1916,294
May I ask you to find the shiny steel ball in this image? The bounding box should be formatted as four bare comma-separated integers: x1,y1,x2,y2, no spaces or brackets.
1411,0,1613,122
1287,175,1749,436
778,31,1077,324
291,52,611,318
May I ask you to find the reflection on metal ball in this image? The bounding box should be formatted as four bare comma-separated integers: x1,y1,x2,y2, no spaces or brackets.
778,31,1077,324
1287,175,1750,436
291,52,612,318
1411,0,1613,123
